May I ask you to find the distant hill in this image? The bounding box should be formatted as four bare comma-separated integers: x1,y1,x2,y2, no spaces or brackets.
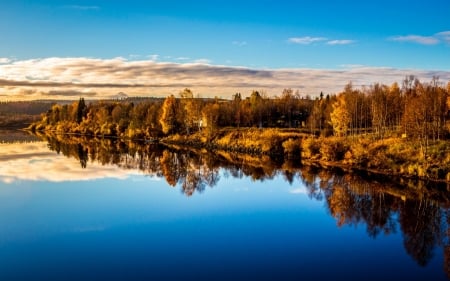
0,101,55,129
0,100,54,115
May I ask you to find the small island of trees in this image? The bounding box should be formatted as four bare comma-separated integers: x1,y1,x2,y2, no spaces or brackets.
28,76,450,181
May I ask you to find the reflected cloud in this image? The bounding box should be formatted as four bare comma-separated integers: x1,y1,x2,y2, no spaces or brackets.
289,187,307,194
0,142,141,183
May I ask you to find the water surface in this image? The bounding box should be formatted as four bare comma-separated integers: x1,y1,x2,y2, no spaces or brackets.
0,132,448,280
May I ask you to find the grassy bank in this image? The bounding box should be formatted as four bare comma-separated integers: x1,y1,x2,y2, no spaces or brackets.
301,136,450,182
160,128,304,159
163,129,450,182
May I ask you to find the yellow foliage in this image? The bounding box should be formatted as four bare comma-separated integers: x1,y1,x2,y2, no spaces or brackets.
330,95,350,137
282,138,300,156
301,137,321,159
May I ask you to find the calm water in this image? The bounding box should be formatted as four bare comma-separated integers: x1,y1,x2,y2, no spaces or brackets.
0,131,448,280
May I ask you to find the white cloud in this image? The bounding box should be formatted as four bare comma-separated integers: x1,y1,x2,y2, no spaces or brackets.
389,35,439,45
389,30,450,45
288,36,327,45
436,31,450,44
148,54,159,61
340,64,367,69
193,58,212,64
0,57,448,101
289,37,355,46
327,39,355,45
0,58,11,64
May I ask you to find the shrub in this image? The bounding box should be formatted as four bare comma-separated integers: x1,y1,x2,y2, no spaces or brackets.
262,133,283,155
320,138,349,161
349,139,370,166
282,138,301,159
301,137,321,159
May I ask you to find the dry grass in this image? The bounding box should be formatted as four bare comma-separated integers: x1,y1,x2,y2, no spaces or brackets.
301,135,450,180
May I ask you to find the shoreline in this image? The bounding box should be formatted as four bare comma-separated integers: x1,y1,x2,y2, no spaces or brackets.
26,127,450,185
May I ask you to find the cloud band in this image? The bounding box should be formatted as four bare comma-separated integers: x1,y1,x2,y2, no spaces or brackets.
0,57,448,100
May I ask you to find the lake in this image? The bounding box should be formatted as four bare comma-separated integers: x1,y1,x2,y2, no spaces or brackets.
0,131,448,280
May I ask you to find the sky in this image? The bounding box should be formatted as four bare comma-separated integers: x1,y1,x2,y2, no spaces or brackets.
0,0,449,100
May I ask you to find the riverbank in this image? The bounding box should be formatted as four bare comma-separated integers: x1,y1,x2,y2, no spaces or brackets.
161,129,450,183
27,124,450,183
160,128,304,159
301,136,450,183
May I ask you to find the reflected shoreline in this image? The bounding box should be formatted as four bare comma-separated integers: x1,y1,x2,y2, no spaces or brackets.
35,131,450,202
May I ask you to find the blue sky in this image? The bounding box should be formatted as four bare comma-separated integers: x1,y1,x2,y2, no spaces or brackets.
0,0,449,100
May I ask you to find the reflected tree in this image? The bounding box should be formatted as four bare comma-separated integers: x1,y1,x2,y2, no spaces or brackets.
77,144,88,168
399,199,443,266
444,209,449,278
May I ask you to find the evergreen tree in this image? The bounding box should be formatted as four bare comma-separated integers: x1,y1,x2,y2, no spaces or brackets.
76,97,87,124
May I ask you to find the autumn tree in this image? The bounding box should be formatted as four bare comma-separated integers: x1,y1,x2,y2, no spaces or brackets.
180,89,202,134
250,90,264,127
428,76,448,141
145,101,162,136
330,94,350,137
179,88,194,99
308,94,334,136
370,83,390,138
232,93,242,127
387,82,403,131
159,95,179,135
339,83,368,136
202,101,220,136
401,78,449,157
281,88,296,127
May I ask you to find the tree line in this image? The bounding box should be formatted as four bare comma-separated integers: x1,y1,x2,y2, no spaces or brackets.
30,88,313,138
308,76,450,157
0,101,54,129
0,100,54,116
30,76,450,145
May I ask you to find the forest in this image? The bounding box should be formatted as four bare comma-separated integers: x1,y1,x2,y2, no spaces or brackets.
28,76,450,180
28,88,313,137
29,76,450,141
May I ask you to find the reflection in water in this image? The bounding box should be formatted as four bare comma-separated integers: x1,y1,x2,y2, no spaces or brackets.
300,166,450,278
0,129,40,143
5,133,450,277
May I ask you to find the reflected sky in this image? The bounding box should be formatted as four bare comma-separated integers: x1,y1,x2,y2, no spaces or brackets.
0,138,447,280
0,142,143,183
